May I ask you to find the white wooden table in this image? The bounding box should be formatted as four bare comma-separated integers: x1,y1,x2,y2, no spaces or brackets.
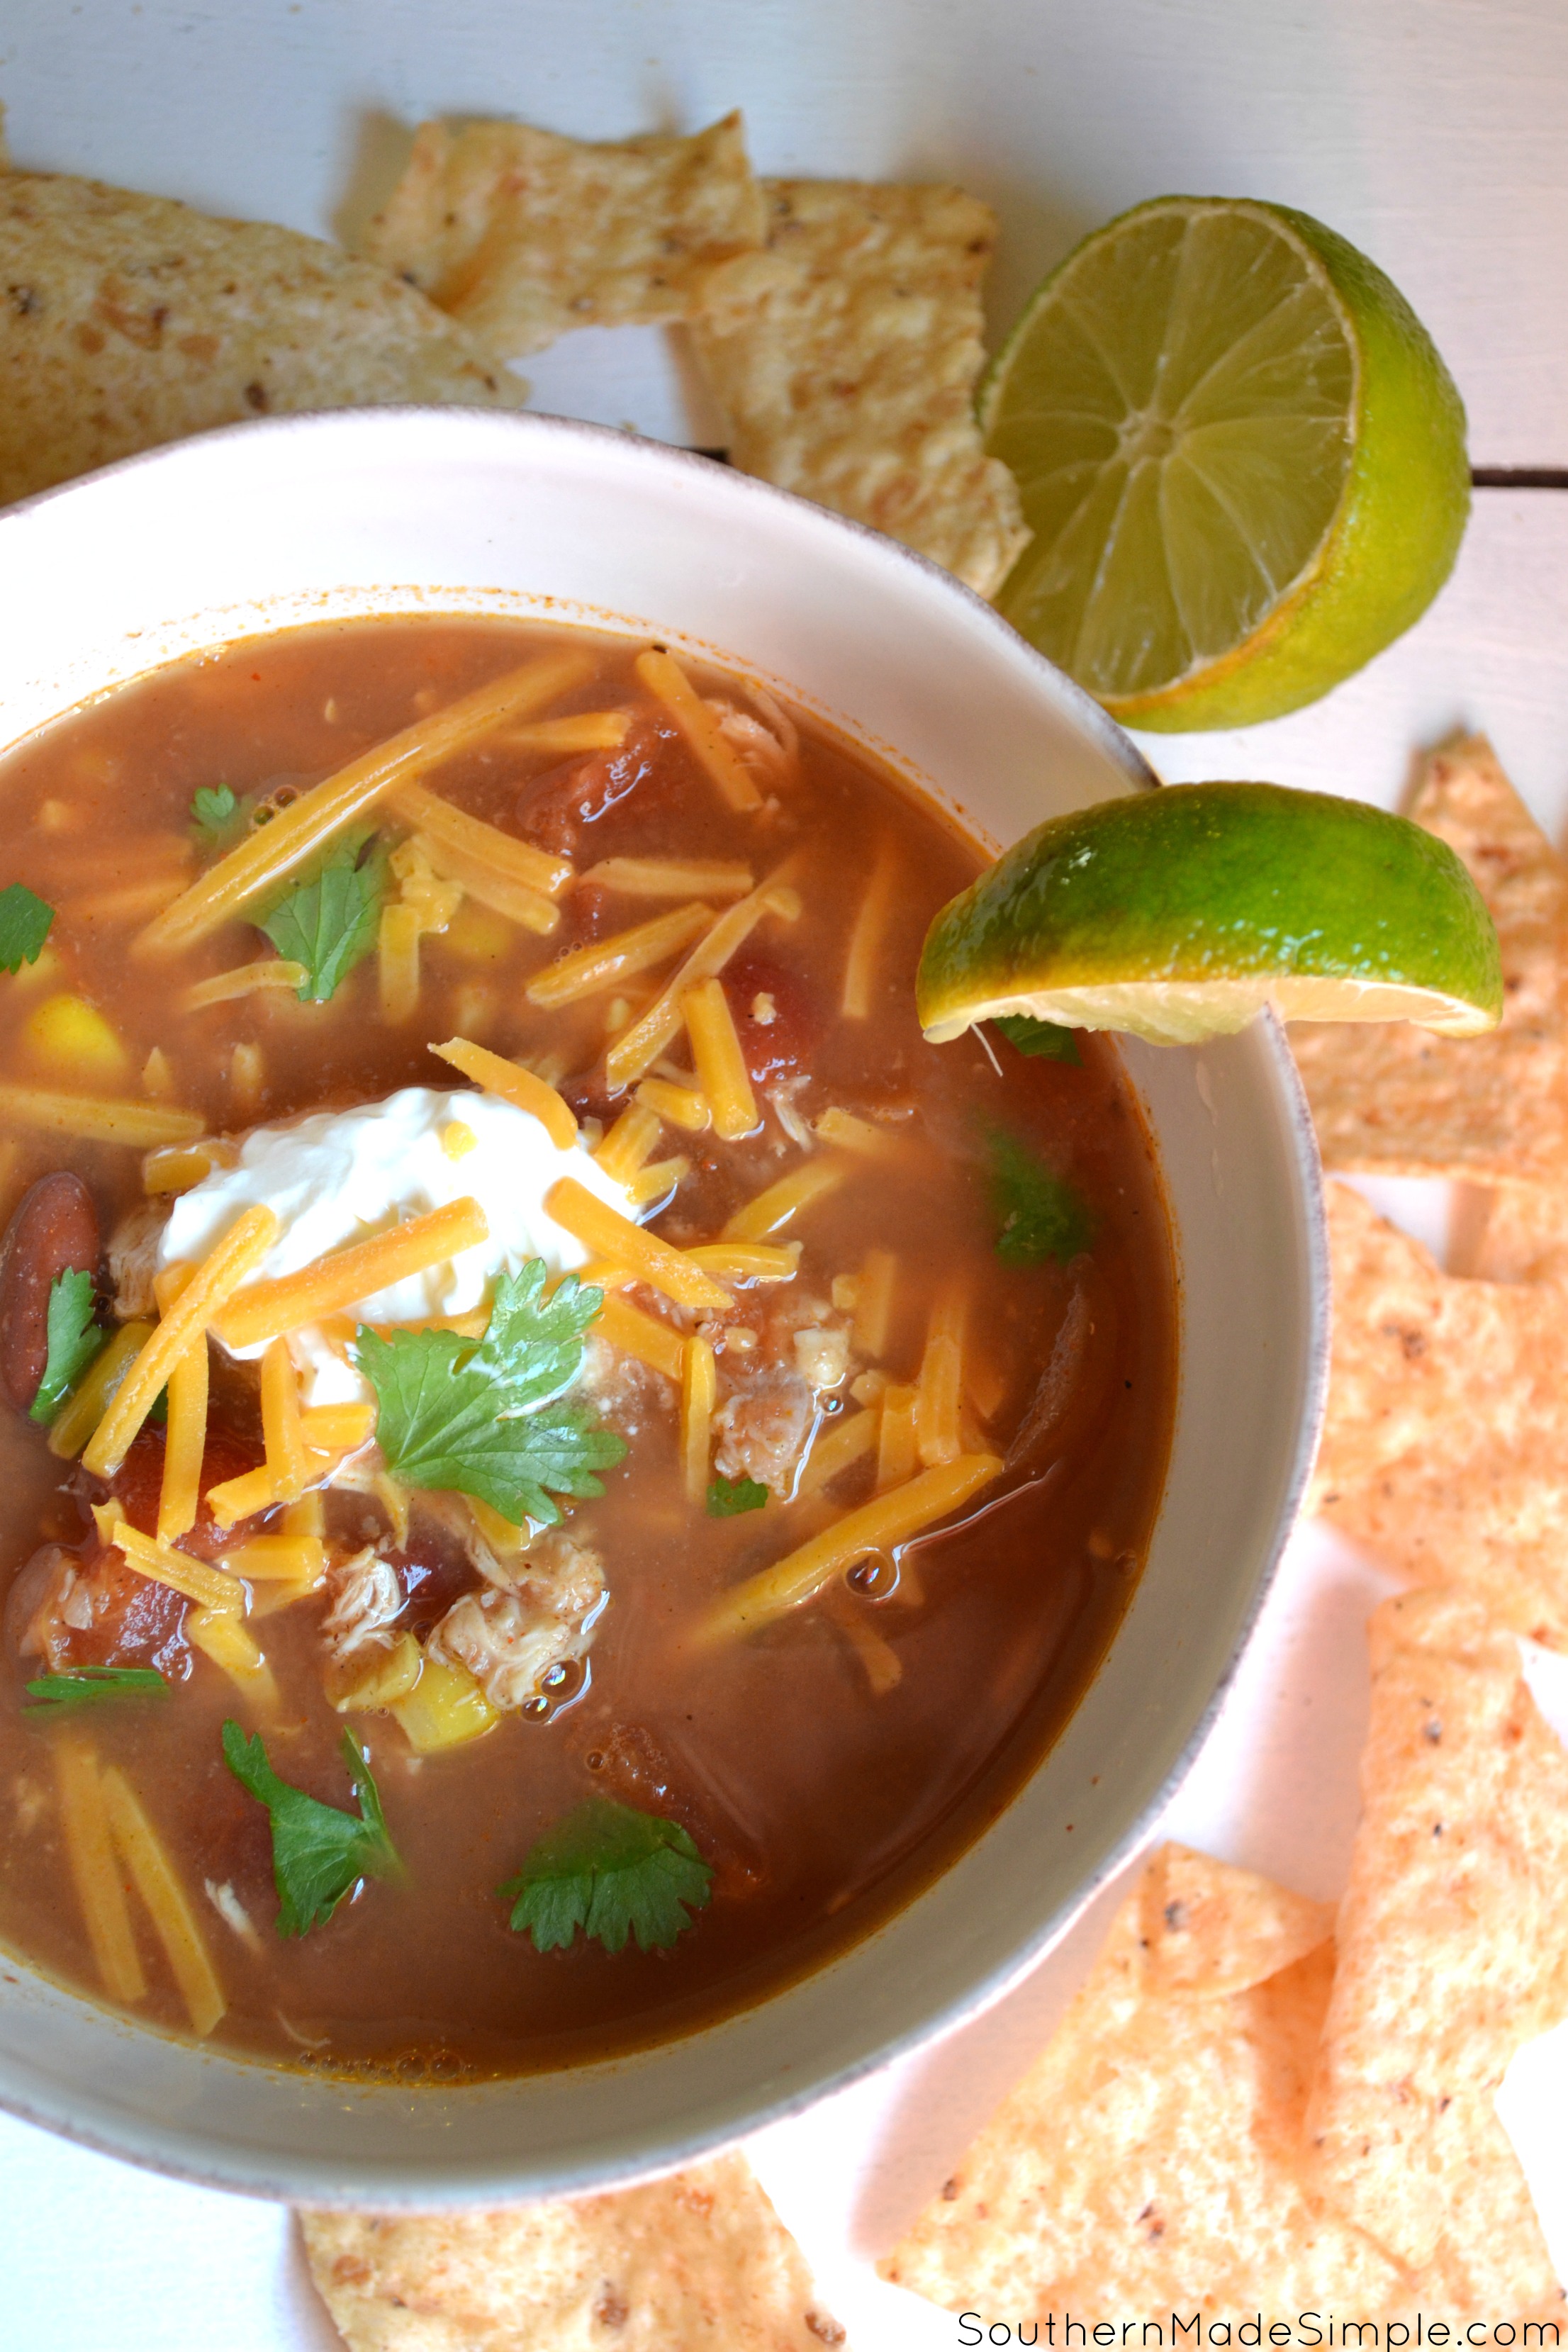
4,6,1568,2341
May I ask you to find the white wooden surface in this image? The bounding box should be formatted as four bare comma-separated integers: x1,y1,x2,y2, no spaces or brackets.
4,5,1568,2342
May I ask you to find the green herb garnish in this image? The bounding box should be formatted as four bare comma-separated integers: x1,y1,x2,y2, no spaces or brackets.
499,1796,712,1955
987,1126,1094,1266
28,1268,106,1426
259,828,388,1002
707,1472,768,1517
994,1013,1080,1065
24,1665,167,1710
189,783,241,845
221,1721,401,1937
0,883,54,974
355,1260,627,1529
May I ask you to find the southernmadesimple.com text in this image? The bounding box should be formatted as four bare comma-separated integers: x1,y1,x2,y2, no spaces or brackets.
955,2317,1562,2348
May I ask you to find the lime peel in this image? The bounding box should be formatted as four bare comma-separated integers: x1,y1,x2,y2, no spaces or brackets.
917,783,1503,1051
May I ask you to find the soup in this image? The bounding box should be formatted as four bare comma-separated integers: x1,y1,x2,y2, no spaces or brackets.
0,618,1174,2076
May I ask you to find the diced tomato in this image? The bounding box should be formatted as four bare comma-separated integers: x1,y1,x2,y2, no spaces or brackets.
106,1421,269,1560
722,953,824,1086
60,1542,190,1675
38,1421,271,1674
516,717,685,859
554,879,613,948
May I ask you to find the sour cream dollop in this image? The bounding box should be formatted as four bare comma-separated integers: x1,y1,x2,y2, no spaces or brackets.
158,1086,639,1406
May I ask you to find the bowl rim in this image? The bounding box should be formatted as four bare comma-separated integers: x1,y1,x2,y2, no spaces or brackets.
0,406,1327,2205
0,402,1165,804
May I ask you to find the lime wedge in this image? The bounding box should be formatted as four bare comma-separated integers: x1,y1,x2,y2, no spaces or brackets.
918,784,1502,1048
981,198,1469,729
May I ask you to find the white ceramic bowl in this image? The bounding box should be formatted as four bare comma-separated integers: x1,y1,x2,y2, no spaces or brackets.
0,409,1326,2204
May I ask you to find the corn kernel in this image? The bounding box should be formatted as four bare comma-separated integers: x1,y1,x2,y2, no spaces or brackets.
330,1631,422,1713
23,992,128,1081
442,1120,478,1160
389,1653,498,1753
230,1041,264,1114
439,903,514,965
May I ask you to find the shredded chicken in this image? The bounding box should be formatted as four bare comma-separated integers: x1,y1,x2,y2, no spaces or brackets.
511,1529,605,1619
57,1564,94,1630
4,1544,74,1667
106,1197,172,1320
413,1494,605,1611
204,1878,262,1951
709,1282,853,1490
705,688,798,790
427,1587,588,1713
767,1077,814,1149
405,1503,605,1713
318,1546,403,1663
713,1366,815,1493
576,1333,673,1440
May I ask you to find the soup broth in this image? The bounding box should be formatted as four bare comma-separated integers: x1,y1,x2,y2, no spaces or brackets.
0,618,1174,2076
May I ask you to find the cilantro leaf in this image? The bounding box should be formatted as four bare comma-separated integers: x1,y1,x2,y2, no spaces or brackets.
24,1666,167,1710
189,783,241,845
994,1013,1080,1065
987,1126,1094,1267
259,829,388,1002
29,1268,106,1425
0,884,54,974
221,1720,401,1937
499,1797,712,1955
707,1472,767,1517
355,1261,627,1528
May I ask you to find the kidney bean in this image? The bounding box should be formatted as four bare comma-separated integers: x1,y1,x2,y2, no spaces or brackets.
0,1172,99,1415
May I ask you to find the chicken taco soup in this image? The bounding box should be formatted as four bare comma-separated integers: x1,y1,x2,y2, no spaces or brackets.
0,616,1174,2076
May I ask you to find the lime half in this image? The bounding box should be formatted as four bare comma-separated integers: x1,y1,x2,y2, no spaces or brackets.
981,198,1469,729
917,784,1501,1048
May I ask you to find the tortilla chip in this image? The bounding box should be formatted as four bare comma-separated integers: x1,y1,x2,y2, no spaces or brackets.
1141,1839,1336,1994
301,2151,848,2351
0,171,525,509
1312,1180,1568,1645
880,1843,1412,2319
362,113,766,359
1306,1587,1568,2309
1289,737,1568,1187
1461,1181,1568,1283
691,180,1030,596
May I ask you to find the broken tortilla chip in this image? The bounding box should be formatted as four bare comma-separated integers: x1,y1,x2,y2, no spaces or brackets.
362,113,766,360
1306,1587,1568,2310
879,1843,1414,2320
0,171,525,509
1290,737,1568,1188
1312,1180,1568,1647
1459,1180,1568,1284
692,179,1031,597
301,2151,848,2351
